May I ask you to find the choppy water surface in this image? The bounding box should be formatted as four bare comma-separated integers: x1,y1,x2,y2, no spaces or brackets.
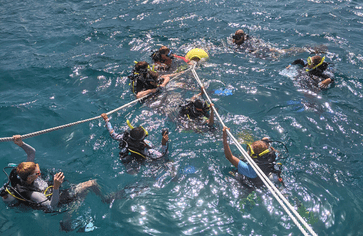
1,0,363,235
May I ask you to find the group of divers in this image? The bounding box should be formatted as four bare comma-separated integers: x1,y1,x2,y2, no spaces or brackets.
0,29,335,230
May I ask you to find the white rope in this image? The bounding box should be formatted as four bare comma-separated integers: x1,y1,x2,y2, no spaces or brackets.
0,70,191,143
0,96,143,143
190,64,317,236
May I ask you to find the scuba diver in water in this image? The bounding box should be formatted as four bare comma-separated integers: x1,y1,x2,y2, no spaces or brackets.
286,55,334,89
232,29,326,60
101,113,169,173
0,135,104,212
179,87,215,128
151,46,209,72
222,127,284,188
128,61,172,99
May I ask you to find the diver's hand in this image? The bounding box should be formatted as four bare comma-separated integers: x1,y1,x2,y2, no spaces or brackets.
319,78,332,89
200,86,205,96
222,126,230,135
286,64,292,69
13,135,23,147
162,134,169,145
222,126,230,142
53,172,65,190
101,113,108,121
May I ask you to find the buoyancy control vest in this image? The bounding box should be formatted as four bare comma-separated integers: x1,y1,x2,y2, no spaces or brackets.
246,143,284,187
118,130,148,163
129,71,158,94
2,168,52,205
179,100,210,120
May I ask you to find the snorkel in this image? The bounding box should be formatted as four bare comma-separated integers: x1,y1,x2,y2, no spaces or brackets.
306,56,325,72
127,120,148,140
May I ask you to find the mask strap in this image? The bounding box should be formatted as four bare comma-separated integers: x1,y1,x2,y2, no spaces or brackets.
306,56,325,71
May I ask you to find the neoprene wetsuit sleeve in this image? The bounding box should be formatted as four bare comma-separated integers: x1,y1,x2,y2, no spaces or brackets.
147,145,167,160
105,120,124,141
29,188,60,211
21,142,36,162
291,59,307,67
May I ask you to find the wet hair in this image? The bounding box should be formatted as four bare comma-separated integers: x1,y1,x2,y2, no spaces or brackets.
135,61,149,72
249,140,269,156
159,46,170,55
16,162,36,181
311,56,322,66
233,29,246,45
130,127,146,140
194,99,205,109
235,29,245,36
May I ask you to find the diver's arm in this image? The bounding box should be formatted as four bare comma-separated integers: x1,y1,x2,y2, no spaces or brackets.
207,103,214,126
159,75,170,87
287,59,306,69
191,87,204,101
13,135,36,162
30,172,64,211
136,88,158,99
222,127,239,168
319,78,333,89
146,134,168,160
174,55,190,63
101,113,124,141
29,190,60,211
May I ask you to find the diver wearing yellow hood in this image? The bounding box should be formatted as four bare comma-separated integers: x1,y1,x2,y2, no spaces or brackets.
101,113,169,168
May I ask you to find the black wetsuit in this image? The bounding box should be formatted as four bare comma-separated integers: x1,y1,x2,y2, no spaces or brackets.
129,73,158,95
291,59,334,92
179,101,210,120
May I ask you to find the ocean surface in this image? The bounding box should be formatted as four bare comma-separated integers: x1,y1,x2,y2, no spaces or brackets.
1,0,363,235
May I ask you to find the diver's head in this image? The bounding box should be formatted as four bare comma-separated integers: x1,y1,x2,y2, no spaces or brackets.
159,46,171,56
16,162,40,183
307,55,323,69
129,127,147,141
232,29,246,45
135,61,150,73
155,46,172,65
247,140,270,158
193,99,208,114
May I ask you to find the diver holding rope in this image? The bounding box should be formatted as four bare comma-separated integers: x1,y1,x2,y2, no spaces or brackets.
179,87,215,128
286,55,334,89
128,61,171,99
1,135,105,212
101,113,169,174
222,127,285,188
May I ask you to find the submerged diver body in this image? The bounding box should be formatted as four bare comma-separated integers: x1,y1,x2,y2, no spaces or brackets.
151,46,190,72
151,46,209,72
286,55,334,91
178,87,215,132
222,127,283,188
101,113,169,174
0,136,104,212
128,61,172,99
232,29,325,60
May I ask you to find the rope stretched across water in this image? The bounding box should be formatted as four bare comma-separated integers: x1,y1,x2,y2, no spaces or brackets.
0,70,190,143
190,64,317,236
0,96,144,143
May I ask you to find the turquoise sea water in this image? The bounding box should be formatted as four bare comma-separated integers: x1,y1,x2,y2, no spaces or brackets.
1,0,363,235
